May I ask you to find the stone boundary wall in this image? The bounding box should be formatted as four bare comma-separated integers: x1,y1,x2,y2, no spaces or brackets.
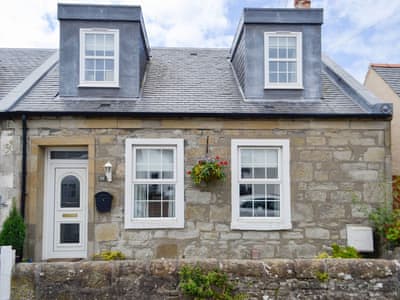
12,259,400,299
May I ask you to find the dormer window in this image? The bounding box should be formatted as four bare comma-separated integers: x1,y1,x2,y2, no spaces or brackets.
79,28,119,88
264,32,302,89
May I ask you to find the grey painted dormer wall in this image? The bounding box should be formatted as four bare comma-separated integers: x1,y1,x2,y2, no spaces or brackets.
231,8,323,100
58,4,150,98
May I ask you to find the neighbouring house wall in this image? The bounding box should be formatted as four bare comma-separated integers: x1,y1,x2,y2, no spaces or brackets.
11,259,400,299
3,117,391,261
365,69,400,175
0,120,20,230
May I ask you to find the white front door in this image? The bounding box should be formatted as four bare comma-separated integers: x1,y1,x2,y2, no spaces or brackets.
43,148,88,260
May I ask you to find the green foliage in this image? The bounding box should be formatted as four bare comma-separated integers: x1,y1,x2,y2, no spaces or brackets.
331,243,360,258
0,203,26,258
178,265,246,300
188,156,228,185
93,250,125,260
316,244,360,259
352,179,400,247
315,271,329,282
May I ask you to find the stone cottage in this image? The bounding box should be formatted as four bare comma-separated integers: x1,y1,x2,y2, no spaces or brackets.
365,64,400,178
0,2,393,261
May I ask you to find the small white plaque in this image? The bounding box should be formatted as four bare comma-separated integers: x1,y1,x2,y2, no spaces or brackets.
346,225,374,252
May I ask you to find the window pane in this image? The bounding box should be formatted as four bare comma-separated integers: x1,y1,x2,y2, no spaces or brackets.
279,73,287,83
241,149,251,164
288,62,296,72
254,201,266,216
267,184,280,201
269,37,278,47
134,200,147,217
240,184,252,216
105,70,114,81
162,149,174,179
253,149,266,164
270,73,278,83
278,48,287,59
162,184,175,200
254,168,266,178
61,175,80,208
269,62,277,72
105,59,114,70
105,34,114,56
95,34,105,56
278,62,287,73
135,184,147,200
85,34,95,56
162,202,175,217
148,184,161,200
241,167,252,178
278,37,287,48
95,71,104,81
85,71,95,81
86,59,95,70
267,201,280,217
288,48,296,59
50,151,88,159
269,48,277,59
60,224,79,243
95,59,105,70
254,184,266,200
288,37,296,47
288,73,297,83
148,201,161,217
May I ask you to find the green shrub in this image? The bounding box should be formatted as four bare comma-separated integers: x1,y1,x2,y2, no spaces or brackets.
0,203,26,258
178,265,246,300
93,250,125,260
315,271,329,282
316,244,360,259
331,243,360,258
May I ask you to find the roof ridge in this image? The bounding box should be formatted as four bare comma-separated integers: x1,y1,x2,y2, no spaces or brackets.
371,63,400,68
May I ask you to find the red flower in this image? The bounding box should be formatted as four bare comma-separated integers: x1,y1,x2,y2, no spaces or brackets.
215,155,220,160
223,161,228,165
187,170,192,175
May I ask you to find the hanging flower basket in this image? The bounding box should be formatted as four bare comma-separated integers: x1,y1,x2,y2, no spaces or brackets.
188,156,228,185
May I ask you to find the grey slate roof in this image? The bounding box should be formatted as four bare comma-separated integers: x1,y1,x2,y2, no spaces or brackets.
0,48,392,116
372,65,400,97
0,48,56,102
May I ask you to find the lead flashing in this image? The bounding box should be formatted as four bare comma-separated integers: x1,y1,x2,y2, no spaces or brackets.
322,55,392,115
58,4,142,22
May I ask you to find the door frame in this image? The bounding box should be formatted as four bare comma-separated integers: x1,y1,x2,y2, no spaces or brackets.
42,147,88,260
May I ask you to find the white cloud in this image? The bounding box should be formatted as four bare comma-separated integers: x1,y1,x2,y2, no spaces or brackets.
1,0,400,82
0,0,58,48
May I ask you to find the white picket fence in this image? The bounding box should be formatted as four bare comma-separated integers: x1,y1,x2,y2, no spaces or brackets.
0,246,15,300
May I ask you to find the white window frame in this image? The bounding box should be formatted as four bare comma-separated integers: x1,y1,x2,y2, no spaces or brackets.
125,138,184,229
231,139,291,230
264,32,302,89
79,28,119,88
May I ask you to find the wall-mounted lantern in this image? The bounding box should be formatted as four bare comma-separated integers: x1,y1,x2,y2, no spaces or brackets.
104,161,112,182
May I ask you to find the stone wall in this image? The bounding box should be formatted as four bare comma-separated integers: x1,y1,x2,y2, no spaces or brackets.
2,117,391,260
0,120,19,230
11,259,400,299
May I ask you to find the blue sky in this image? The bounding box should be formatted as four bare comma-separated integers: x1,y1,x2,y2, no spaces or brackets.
1,0,399,82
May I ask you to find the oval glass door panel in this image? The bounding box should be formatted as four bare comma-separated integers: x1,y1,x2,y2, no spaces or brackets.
61,175,80,208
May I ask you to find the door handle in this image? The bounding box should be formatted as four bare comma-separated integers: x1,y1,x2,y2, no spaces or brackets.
62,213,78,218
